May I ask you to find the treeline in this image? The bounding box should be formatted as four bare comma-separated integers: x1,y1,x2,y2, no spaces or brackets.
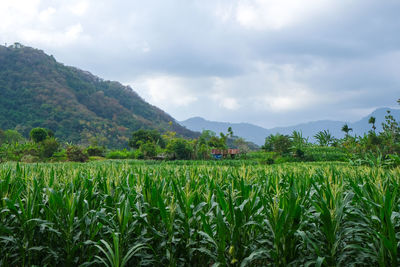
1,100,399,165
0,126,254,163
261,108,400,167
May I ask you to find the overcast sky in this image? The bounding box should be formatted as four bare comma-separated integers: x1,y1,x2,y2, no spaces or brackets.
1,0,399,128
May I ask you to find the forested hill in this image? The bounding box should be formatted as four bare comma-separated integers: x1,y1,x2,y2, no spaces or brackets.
0,43,196,148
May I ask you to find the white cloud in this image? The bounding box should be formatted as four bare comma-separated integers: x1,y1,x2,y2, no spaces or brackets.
0,0,397,127
39,7,56,22
0,0,41,31
20,23,87,46
210,78,241,110
235,0,335,30
69,1,89,16
133,75,198,108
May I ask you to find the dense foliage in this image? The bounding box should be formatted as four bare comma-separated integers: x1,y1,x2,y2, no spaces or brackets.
0,44,196,148
1,161,400,266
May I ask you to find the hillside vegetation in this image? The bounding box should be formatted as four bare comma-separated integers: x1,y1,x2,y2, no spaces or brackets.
0,43,196,148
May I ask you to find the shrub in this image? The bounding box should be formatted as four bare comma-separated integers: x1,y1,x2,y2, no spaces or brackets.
134,149,144,159
20,155,40,163
105,149,136,159
0,129,5,145
50,150,67,162
106,150,127,159
86,146,105,157
66,145,88,162
140,141,157,159
40,138,59,158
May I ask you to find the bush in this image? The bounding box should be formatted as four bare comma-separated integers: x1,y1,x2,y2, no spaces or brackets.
66,145,88,162
86,146,105,157
51,150,67,162
21,155,40,163
140,141,157,159
40,138,59,158
105,149,136,159
106,150,127,159
134,149,144,159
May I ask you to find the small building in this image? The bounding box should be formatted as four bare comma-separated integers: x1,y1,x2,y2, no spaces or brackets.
211,149,239,159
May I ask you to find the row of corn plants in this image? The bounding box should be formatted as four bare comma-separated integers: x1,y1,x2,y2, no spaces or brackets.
0,160,400,266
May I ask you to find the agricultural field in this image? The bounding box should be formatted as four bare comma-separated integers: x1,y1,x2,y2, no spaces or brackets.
1,160,400,266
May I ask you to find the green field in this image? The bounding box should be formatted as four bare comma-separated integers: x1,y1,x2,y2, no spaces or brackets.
1,160,400,266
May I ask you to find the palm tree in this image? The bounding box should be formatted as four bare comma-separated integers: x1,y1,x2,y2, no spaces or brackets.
227,127,233,138
314,130,334,146
341,124,353,137
291,130,307,148
368,116,376,132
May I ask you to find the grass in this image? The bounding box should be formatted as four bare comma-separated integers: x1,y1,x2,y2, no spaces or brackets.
0,160,399,266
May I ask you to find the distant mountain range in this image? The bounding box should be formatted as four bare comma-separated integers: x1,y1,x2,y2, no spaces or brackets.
0,43,196,148
181,108,400,146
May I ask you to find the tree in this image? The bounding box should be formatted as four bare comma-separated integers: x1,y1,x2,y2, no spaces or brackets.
227,127,234,138
140,141,157,159
167,138,193,160
207,131,227,149
381,110,400,146
368,116,376,132
4,129,24,144
129,129,165,149
198,130,215,145
314,130,334,146
262,133,292,155
382,110,399,135
341,124,353,137
219,132,228,149
234,137,250,155
47,129,55,138
30,127,48,143
291,130,307,148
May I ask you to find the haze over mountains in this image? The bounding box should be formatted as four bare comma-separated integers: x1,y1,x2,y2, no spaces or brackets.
181,108,400,146
0,44,196,148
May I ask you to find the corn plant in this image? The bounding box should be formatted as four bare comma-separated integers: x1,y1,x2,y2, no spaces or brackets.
0,160,400,266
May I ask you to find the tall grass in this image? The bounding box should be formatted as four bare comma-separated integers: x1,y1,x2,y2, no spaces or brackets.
0,161,399,266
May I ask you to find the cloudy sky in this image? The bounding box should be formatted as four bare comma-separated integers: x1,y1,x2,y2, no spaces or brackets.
1,0,399,128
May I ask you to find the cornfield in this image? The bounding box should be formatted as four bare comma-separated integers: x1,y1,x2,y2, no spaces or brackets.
1,160,400,266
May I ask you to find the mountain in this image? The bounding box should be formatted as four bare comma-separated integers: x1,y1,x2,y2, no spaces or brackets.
181,108,400,146
0,43,196,147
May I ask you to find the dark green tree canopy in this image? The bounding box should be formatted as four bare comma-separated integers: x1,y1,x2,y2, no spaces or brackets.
129,129,165,149
167,138,193,160
30,127,48,143
262,133,292,155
